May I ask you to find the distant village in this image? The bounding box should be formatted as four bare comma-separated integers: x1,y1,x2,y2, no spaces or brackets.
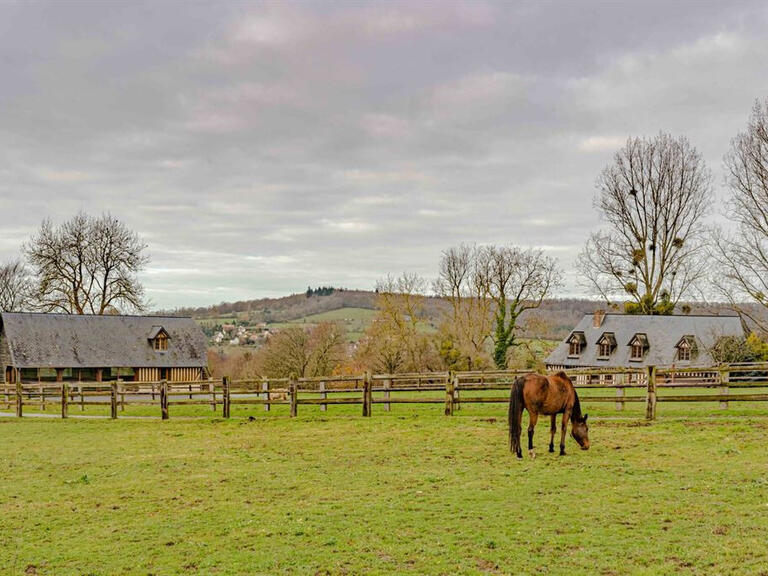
209,322,272,347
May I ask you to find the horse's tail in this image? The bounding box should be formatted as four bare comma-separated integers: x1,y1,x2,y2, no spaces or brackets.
508,376,525,456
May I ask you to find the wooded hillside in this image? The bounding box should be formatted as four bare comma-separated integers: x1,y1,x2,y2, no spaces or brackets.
165,291,762,340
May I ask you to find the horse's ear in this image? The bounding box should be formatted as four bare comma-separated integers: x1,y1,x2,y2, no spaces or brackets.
583,413,588,422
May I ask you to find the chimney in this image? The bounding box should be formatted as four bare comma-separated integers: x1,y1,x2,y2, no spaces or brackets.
593,309,606,328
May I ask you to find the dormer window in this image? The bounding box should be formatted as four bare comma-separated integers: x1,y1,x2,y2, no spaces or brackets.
148,326,170,352
628,333,649,361
676,335,696,362
567,331,586,357
154,334,168,351
596,332,616,359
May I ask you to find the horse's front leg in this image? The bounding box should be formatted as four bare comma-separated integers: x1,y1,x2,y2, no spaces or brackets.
527,411,539,459
559,411,570,456
549,415,556,453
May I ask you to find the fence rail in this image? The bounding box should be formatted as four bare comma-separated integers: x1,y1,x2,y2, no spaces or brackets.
2,363,768,420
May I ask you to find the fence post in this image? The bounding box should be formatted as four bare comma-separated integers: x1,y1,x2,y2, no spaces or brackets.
16,378,22,418
445,371,454,416
222,376,231,418
319,380,327,412
289,373,298,418
160,380,169,420
210,378,217,412
615,372,625,411
61,382,69,419
645,365,657,421
719,367,730,410
118,378,125,411
383,376,391,412
110,381,118,419
262,378,270,412
453,373,461,411
362,371,372,417
79,382,84,411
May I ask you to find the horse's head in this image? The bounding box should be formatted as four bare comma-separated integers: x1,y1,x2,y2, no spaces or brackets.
571,413,590,450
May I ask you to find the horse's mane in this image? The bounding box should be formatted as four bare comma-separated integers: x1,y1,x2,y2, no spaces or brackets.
553,371,584,421
572,391,584,421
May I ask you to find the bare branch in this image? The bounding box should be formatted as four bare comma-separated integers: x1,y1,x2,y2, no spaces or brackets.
711,99,768,334
577,133,713,314
0,259,35,312
24,212,149,314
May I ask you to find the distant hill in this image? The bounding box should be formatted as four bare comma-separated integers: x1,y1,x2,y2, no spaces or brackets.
164,290,764,341
169,289,377,324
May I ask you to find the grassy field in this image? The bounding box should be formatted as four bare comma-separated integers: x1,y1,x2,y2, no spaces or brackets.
2,403,768,575
270,307,378,342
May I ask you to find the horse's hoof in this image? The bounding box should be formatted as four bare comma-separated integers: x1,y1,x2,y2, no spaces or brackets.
559,450,566,456
516,451,523,459
548,445,555,453
528,449,536,459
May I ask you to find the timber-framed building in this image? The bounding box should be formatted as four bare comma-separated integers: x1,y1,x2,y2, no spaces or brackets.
1,312,208,383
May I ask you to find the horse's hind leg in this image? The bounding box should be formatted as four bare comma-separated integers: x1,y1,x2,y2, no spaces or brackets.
549,415,556,453
527,411,538,459
560,411,570,456
514,409,523,459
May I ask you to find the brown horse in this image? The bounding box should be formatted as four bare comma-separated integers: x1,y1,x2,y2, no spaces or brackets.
508,371,590,459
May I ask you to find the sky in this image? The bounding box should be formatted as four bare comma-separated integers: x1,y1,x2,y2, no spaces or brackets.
1,1,767,310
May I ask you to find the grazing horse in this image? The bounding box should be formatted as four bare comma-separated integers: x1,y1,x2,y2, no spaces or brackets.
508,371,590,459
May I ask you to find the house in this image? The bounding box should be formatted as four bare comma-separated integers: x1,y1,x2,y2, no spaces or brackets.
1,312,208,383
221,324,236,334
546,310,746,369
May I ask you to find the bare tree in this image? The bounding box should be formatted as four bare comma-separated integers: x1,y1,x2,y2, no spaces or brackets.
0,259,34,312
309,322,347,376
434,244,493,370
354,318,406,374
261,326,311,378
475,245,561,369
711,99,768,333
25,212,149,314
260,323,347,378
577,134,713,314
360,272,440,372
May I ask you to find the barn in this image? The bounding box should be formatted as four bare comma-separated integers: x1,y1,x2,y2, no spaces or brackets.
546,310,746,370
1,312,208,384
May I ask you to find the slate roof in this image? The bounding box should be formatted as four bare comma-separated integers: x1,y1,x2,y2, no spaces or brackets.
146,325,168,340
0,312,207,369
545,314,745,368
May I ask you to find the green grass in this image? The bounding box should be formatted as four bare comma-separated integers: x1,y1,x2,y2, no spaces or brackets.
270,306,441,341
269,307,377,342
2,404,768,575
295,308,376,323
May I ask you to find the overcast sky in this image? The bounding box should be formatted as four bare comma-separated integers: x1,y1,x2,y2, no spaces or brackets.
1,1,767,309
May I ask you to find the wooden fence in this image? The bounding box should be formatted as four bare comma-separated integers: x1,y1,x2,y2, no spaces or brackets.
2,363,768,421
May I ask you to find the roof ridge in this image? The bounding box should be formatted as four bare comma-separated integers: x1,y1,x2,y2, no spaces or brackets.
588,313,740,318
1,311,192,320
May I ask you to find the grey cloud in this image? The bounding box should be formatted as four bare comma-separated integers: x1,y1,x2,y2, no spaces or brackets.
1,1,767,307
